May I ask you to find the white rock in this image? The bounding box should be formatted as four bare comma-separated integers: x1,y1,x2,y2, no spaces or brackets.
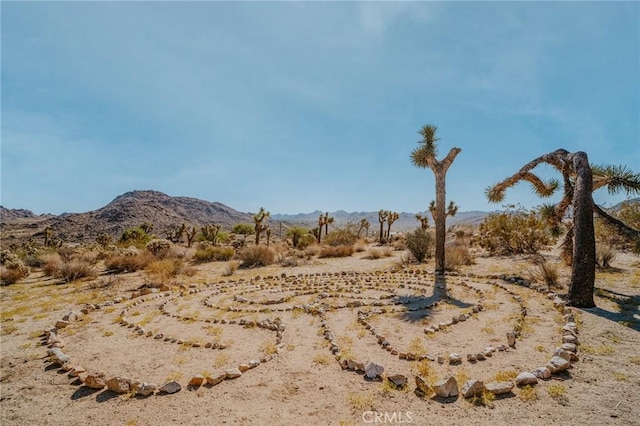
225,368,242,379
485,381,514,395
532,367,551,380
461,380,485,398
134,382,157,396
448,353,462,364
515,372,538,386
432,376,458,397
547,356,570,373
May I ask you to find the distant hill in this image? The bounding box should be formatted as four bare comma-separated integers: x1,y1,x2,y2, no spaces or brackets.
0,190,253,244
271,210,492,232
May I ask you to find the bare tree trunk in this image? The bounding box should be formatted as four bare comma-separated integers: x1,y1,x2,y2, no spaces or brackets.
434,172,446,273
567,152,596,308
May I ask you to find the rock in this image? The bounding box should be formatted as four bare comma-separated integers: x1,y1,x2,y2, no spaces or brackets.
106,377,131,394
547,356,570,373
206,373,226,386
448,353,462,364
387,375,408,389
506,332,516,348
68,366,86,377
561,343,577,353
346,359,357,371
461,380,485,398
562,335,578,344
62,312,79,322
225,368,242,379
485,381,514,395
47,347,70,366
55,320,70,329
133,382,157,396
160,380,182,394
432,376,458,398
437,356,444,364
84,373,107,389
476,352,486,361
249,359,260,369
354,362,365,372
515,372,538,386
532,367,551,380
466,354,476,362
553,348,572,362
364,362,384,380
188,374,205,387
415,376,430,395
238,364,251,372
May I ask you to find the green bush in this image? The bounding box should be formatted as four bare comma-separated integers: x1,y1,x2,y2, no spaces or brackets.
405,228,433,263
120,227,152,246
479,210,554,255
239,245,275,267
193,245,235,263
323,224,358,247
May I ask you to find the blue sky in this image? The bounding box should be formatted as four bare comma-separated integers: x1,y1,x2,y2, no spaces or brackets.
2,1,638,216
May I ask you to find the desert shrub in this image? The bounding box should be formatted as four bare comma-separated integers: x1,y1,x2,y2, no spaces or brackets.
105,252,155,273
146,258,184,281
55,259,97,282
367,247,393,259
145,239,174,259
192,244,235,263
318,245,354,258
405,228,433,263
303,244,321,258
596,244,617,269
531,255,560,288
22,253,44,268
444,243,474,270
0,265,29,285
478,210,554,255
323,224,358,247
239,245,275,267
0,250,20,266
95,233,114,248
222,260,240,276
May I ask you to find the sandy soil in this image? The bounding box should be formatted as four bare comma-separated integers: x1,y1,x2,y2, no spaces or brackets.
1,247,639,426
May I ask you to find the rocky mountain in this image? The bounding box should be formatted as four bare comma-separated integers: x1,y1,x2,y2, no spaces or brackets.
1,190,254,244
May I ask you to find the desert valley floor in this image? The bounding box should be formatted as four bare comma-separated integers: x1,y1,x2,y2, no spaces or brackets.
1,247,639,426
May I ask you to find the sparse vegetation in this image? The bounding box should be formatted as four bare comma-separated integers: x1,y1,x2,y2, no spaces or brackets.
318,245,354,258
405,228,433,263
193,244,235,263
239,245,275,267
479,209,554,256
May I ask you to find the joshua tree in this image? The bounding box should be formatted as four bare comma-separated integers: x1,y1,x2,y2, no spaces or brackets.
485,149,634,308
323,212,334,236
184,225,197,247
317,212,334,243
378,209,389,244
386,211,400,239
253,207,270,245
429,200,458,221
411,124,462,273
266,227,272,246
201,224,222,245
357,219,371,238
415,214,429,230
140,222,154,235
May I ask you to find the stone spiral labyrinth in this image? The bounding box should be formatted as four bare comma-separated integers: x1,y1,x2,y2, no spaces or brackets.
43,269,579,400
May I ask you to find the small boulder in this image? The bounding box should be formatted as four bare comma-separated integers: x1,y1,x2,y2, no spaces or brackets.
55,320,70,329
188,374,205,387
532,367,551,380
84,373,107,389
106,377,131,394
448,353,462,365
515,372,538,386
485,381,514,395
461,380,485,398
225,368,242,379
238,364,251,372
546,356,570,373
506,332,516,348
364,362,384,380
387,375,408,389
160,380,182,394
206,373,226,386
133,382,157,396
415,376,430,395
432,376,458,398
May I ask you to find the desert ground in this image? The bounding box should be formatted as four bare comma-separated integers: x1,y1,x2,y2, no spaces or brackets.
1,244,639,426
